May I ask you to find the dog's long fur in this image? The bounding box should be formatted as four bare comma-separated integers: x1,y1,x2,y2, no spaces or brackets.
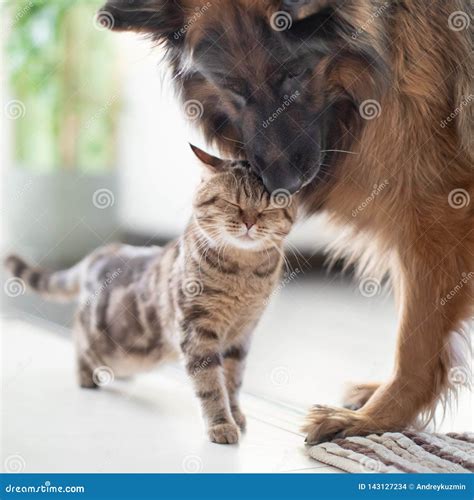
100,0,473,442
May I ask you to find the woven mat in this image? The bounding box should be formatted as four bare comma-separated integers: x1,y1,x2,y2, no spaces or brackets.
308,432,474,473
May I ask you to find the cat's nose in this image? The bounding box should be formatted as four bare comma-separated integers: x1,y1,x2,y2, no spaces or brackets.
242,213,257,230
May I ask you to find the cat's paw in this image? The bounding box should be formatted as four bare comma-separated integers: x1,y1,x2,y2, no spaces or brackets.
231,408,247,432
208,423,240,444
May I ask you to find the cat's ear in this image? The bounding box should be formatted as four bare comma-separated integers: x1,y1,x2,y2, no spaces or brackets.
189,144,227,176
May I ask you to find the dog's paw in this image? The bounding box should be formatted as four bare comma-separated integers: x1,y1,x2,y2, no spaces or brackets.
208,423,240,444
231,408,247,432
302,405,374,445
342,383,380,411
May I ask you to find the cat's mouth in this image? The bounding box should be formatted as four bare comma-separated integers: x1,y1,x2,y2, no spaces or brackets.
239,234,255,242
226,232,262,250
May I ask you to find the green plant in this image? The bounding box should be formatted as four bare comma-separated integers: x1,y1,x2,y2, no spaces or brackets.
5,0,120,173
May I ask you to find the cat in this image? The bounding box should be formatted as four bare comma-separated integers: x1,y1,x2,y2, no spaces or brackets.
5,145,297,444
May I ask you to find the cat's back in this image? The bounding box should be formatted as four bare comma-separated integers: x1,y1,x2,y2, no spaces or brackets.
81,243,164,301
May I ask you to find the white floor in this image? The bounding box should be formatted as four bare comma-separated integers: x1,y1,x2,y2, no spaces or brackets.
1,274,472,473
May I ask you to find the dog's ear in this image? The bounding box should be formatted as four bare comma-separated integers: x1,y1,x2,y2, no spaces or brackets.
189,144,227,176
98,0,186,45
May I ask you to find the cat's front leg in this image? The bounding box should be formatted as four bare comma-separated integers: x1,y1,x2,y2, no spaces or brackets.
223,343,249,431
181,326,239,444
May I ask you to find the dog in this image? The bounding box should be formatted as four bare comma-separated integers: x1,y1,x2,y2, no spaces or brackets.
98,0,473,443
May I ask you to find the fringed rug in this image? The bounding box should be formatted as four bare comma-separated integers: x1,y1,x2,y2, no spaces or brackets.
308,432,474,473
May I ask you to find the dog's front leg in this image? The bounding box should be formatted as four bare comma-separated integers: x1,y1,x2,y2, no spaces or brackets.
304,239,472,444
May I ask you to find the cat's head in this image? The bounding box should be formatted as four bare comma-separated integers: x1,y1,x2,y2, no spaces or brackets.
190,145,296,251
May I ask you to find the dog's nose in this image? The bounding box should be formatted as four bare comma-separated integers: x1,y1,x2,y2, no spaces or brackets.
261,170,303,195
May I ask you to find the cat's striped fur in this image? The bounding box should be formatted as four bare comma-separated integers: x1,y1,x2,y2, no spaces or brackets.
5,147,296,444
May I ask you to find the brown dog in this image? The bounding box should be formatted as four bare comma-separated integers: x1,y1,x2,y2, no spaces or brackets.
98,0,473,442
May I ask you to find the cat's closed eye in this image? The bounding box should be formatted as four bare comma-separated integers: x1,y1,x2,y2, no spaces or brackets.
221,199,241,209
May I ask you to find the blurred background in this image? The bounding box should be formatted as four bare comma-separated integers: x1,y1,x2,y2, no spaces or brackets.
0,1,470,473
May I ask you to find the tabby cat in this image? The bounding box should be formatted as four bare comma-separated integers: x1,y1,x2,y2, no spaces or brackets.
5,145,296,444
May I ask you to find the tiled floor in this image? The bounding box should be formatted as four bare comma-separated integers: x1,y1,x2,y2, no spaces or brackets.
1,272,471,473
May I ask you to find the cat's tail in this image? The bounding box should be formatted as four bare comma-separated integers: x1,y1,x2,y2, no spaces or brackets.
4,254,82,301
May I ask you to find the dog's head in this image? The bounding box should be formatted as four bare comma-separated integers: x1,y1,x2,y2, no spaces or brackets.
99,0,389,193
